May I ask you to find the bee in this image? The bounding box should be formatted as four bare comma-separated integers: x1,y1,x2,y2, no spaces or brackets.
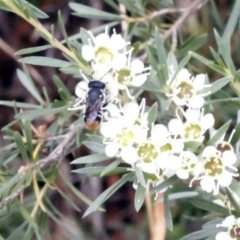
84,80,107,131
68,72,110,131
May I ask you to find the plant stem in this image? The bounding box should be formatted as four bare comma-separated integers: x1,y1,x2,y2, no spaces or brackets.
145,190,154,236
3,0,89,71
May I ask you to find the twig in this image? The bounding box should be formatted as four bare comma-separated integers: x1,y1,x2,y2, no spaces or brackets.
126,8,186,23
0,124,84,209
162,0,208,41
0,185,26,209
145,190,154,236
171,30,178,52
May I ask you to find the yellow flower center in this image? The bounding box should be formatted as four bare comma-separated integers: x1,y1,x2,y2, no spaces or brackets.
138,143,158,163
116,68,131,84
160,142,172,152
182,155,196,171
204,156,223,177
183,123,202,140
116,128,134,147
177,81,194,99
95,47,114,64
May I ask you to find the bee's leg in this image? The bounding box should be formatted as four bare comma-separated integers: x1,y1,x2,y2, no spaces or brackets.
102,102,122,119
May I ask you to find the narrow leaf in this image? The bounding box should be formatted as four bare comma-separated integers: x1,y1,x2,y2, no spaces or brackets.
69,3,122,21
17,69,44,104
19,56,70,68
207,120,231,146
134,184,146,212
15,45,51,55
83,173,134,217
190,198,229,215
71,153,109,164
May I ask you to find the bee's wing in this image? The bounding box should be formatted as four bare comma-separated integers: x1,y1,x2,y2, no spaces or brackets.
84,97,103,123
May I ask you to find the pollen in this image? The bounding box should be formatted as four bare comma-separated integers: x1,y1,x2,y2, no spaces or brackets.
116,128,134,147
183,123,202,140
95,47,114,64
204,156,223,177
137,143,158,163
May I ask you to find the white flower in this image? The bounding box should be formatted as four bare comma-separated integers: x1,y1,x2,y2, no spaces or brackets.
82,27,129,67
100,99,148,164
216,215,240,240
166,67,211,108
169,108,215,142
128,124,183,177
191,146,238,195
176,151,201,179
108,49,150,98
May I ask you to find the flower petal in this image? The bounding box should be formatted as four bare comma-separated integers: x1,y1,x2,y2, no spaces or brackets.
130,59,144,73
201,113,215,129
105,143,118,157
121,146,138,164
200,177,215,193
75,81,88,98
82,45,94,61
222,150,236,165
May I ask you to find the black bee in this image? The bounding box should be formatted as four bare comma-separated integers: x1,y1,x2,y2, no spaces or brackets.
84,80,107,131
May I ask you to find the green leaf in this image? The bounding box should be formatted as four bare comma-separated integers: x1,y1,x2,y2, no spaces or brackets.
231,122,240,145
222,0,240,41
167,51,178,71
184,141,202,151
15,45,52,55
6,221,28,240
168,191,198,201
53,75,72,101
14,132,29,161
46,210,81,240
134,184,146,212
0,174,20,197
225,187,240,215
58,11,70,49
206,120,231,146
18,203,38,229
214,29,236,74
71,153,108,164
147,102,158,128
189,51,226,75
83,172,134,217
180,229,215,240
229,178,240,199
164,192,173,231
209,76,232,94
82,141,105,153
176,34,207,58
69,3,122,21
190,198,229,215
18,56,70,68
72,166,128,176
0,100,40,109
17,69,44,104
23,119,33,159
151,175,178,194
100,158,121,177
155,27,168,79
15,106,67,121
135,166,147,188
60,172,103,209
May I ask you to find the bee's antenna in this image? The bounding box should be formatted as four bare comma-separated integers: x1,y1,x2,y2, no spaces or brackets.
99,68,112,81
